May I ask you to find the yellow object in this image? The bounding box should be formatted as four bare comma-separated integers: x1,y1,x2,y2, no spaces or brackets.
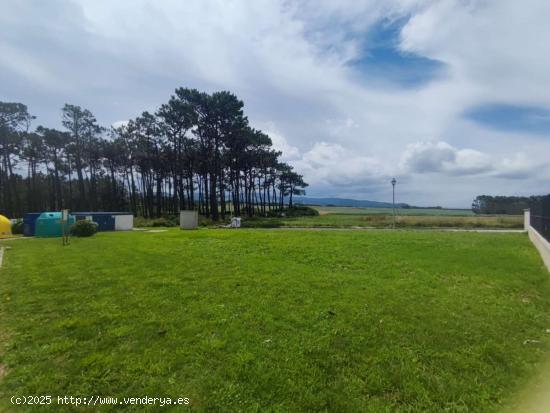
0,214,12,238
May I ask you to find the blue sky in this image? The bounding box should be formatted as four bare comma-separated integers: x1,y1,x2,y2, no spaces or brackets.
351,17,446,88
465,104,550,135
1,0,550,207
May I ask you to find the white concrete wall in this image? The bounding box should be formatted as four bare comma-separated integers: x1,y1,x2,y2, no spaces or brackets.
115,215,133,231
525,209,550,272
180,210,198,230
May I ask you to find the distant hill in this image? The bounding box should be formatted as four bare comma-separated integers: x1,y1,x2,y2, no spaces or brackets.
293,196,400,208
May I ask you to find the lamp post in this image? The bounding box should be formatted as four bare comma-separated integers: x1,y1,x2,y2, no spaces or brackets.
391,178,397,229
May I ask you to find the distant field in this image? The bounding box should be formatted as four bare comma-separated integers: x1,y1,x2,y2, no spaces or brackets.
132,205,523,229
311,206,475,216
1,229,549,412
244,211,523,229
316,214,521,229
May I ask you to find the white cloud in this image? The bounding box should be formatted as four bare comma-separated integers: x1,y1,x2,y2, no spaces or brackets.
294,142,387,188
400,141,492,176
264,128,300,161
400,0,550,107
495,153,536,180
111,120,129,129
400,141,547,181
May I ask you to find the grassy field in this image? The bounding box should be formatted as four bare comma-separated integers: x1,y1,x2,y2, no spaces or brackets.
240,206,523,229
132,206,523,229
311,206,475,216
1,229,549,412
243,213,523,229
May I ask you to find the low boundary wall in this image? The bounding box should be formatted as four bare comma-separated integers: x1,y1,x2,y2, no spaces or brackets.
525,209,550,272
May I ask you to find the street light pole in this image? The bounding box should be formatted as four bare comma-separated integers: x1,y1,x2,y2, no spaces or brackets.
391,178,397,229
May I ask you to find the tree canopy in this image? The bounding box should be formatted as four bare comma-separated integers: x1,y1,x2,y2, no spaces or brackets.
0,88,308,219
471,195,542,215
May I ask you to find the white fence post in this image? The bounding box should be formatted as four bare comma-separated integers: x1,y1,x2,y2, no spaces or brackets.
524,209,530,231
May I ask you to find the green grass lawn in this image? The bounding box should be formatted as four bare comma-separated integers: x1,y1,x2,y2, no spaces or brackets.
1,229,549,412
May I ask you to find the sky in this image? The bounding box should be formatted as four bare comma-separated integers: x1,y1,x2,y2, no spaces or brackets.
1,0,550,207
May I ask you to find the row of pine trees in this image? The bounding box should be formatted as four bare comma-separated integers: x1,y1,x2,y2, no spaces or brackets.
0,88,308,219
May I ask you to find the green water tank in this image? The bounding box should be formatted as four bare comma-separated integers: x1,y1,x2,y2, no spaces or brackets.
35,212,76,238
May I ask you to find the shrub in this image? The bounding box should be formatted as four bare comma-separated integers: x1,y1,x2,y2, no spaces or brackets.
161,214,179,226
70,220,98,237
151,217,175,227
199,216,214,227
133,216,149,227
133,215,178,227
266,205,319,218
285,205,319,217
266,209,282,218
241,218,282,228
11,219,23,235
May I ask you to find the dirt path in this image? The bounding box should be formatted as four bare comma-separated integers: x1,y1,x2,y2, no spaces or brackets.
0,237,31,242
504,356,550,412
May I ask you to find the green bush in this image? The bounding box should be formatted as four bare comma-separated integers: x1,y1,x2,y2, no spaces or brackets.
11,219,23,235
241,218,282,228
199,216,213,227
291,205,319,216
133,215,178,227
266,205,319,218
284,205,320,217
70,220,98,237
161,214,179,226
151,217,175,227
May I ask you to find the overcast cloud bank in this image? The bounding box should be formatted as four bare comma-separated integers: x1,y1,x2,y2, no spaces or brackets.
1,0,549,207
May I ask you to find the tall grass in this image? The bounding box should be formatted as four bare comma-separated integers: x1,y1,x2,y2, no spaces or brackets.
243,214,523,229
